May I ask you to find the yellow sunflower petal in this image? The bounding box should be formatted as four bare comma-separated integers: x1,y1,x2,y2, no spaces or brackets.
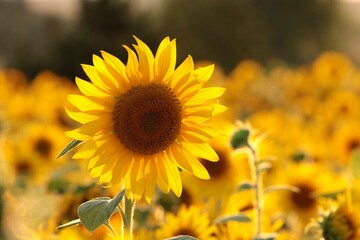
170,55,194,89
111,148,133,185
213,104,228,115
180,129,211,143
67,94,113,112
182,142,219,162
75,77,108,98
131,158,147,200
144,160,157,203
163,156,182,197
65,128,91,141
81,64,112,93
100,50,129,90
123,45,140,84
180,146,211,179
134,36,155,82
156,156,171,193
155,38,176,83
73,140,97,159
183,87,226,106
93,54,122,94
89,164,103,178
65,108,101,124
192,64,214,82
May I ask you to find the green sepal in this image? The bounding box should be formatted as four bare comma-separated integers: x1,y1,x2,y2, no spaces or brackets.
56,139,82,159
77,190,125,233
231,128,250,149
213,213,251,224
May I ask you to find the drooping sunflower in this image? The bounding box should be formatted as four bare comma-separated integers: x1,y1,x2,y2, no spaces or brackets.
66,36,226,202
313,202,360,240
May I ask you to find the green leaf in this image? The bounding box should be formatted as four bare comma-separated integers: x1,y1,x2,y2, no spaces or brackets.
77,190,125,233
350,149,360,179
56,139,82,159
213,213,251,224
56,219,81,231
253,233,277,240
264,185,300,195
237,181,254,192
165,236,198,240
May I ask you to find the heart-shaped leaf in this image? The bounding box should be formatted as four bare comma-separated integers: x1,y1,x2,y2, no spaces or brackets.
77,190,124,233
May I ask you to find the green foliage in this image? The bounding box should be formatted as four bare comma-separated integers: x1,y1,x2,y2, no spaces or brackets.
77,190,125,233
213,213,251,224
56,139,82,159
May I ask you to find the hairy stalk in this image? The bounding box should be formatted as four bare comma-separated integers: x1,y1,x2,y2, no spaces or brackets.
249,145,263,237
105,221,120,240
123,196,135,240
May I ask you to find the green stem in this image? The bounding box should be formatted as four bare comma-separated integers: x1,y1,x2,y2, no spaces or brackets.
104,221,120,240
123,196,135,240
249,145,262,237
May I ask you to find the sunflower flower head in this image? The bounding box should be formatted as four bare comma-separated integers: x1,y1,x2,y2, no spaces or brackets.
314,203,360,240
66,36,226,202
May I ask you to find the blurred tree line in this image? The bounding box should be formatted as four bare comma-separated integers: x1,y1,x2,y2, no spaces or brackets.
0,0,346,79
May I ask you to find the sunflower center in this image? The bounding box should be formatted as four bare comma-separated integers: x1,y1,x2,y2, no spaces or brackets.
347,139,360,153
290,184,316,209
200,148,228,178
16,160,32,175
113,84,182,155
342,214,356,239
34,137,52,158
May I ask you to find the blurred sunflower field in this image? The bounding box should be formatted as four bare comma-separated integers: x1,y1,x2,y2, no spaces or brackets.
2,1,360,240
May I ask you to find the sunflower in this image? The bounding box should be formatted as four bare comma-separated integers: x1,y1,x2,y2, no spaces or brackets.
156,204,217,240
311,51,355,90
272,162,346,226
4,122,70,184
317,203,360,240
332,120,360,166
216,191,283,240
66,36,226,202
